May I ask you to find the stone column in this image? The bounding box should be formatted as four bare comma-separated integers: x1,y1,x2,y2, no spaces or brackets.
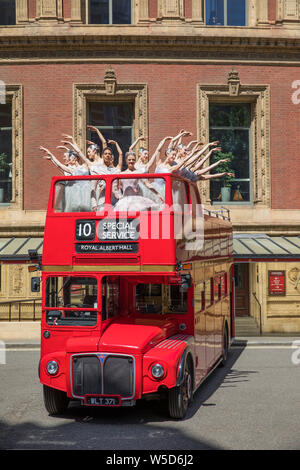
257,0,269,26
247,0,257,26
16,0,29,23
135,0,149,22
191,0,204,23
71,0,84,22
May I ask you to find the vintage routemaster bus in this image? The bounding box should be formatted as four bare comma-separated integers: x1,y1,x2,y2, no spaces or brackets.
36,172,234,419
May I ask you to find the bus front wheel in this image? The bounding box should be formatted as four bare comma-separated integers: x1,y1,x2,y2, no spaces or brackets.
43,385,69,415
168,361,192,419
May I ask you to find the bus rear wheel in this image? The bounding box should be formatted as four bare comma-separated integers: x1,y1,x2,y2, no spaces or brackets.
43,385,69,415
168,361,192,419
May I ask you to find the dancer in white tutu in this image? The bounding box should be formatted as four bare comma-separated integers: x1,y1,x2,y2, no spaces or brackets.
113,151,164,212
60,135,123,210
40,146,92,212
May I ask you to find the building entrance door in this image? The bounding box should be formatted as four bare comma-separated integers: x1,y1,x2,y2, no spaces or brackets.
234,263,249,316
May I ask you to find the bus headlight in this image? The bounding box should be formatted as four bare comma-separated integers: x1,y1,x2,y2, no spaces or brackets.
151,363,165,379
46,360,59,375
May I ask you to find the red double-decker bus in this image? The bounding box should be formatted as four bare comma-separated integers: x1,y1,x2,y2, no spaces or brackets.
36,172,234,419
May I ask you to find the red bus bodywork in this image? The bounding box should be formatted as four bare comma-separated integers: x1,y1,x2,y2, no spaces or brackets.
39,173,234,418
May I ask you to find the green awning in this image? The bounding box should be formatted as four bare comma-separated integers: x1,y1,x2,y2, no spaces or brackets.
234,234,300,259
0,238,43,260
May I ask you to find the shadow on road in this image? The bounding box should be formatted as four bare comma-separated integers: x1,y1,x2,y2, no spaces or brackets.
0,345,258,450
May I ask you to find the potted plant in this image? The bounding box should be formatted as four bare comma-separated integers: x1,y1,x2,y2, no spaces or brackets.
0,153,9,203
210,151,235,202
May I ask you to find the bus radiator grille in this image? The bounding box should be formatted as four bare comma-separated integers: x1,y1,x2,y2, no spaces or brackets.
72,355,102,397
103,356,134,398
72,354,134,399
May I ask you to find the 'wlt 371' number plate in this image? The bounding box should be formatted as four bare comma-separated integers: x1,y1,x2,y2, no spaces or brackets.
84,395,121,407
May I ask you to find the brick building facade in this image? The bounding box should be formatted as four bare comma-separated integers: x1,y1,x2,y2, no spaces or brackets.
1,0,300,333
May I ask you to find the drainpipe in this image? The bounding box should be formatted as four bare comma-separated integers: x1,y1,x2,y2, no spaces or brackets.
252,292,262,335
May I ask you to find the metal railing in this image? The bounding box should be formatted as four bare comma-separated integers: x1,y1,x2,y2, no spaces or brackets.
0,298,42,321
252,292,262,335
204,207,231,221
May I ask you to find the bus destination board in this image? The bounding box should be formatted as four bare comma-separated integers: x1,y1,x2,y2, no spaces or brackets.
97,219,139,241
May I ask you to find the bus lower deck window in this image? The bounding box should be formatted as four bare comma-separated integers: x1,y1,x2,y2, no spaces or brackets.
136,283,188,314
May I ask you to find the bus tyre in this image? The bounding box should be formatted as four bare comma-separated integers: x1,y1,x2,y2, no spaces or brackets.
43,385,69,415
168,361,192,419
219,326,228,368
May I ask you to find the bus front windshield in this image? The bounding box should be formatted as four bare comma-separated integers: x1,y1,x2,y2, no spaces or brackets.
45,276,98,326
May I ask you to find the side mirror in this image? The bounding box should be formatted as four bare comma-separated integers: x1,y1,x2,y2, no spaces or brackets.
31,277,41,293
181,274,192,291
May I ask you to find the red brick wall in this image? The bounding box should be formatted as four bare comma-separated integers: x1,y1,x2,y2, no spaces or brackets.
149,0,158,19
28,0,36,18
63,0,72,19
1,62,299,210
268,0,277,23
184,0,192,19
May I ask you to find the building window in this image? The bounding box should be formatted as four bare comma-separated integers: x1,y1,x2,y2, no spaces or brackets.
1,0,16,25
205,0,247,26
88,0,132,24
88,101,134,165
209,103,251,204
0,103,12,204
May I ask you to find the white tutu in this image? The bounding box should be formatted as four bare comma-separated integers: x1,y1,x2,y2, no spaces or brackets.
64,166,92,212
113,195,160,212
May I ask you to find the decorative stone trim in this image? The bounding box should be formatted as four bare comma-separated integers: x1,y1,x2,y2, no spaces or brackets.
36,0,63,22
277,0,300,24
197,74,270,207
4,86,24,210
73,73,148,152
157,0,185,21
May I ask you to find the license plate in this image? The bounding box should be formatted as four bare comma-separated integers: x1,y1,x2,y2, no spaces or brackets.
84,395,121,407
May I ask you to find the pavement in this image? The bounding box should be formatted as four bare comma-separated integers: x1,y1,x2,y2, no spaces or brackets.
2,336,300,349
232,336,300,347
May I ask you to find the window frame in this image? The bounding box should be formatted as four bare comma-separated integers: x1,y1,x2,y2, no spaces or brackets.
74,82,148,164
0,102,12,206
86,0,132,25
209,102,253,205
205,0,248,27
0,86,23,210
197,83,271,209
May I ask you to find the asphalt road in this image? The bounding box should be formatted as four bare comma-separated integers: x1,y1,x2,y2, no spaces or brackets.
1,345,300,450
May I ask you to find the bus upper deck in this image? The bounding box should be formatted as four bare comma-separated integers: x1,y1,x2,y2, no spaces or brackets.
42,173,233,270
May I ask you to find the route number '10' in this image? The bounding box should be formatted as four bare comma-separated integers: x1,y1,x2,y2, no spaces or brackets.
75,220,95,241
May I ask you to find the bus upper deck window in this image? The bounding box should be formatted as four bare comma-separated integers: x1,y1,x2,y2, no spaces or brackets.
112,177,165,212
53,178,106,213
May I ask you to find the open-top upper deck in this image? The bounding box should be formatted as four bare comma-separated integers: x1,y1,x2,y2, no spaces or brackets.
42,173,233,271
